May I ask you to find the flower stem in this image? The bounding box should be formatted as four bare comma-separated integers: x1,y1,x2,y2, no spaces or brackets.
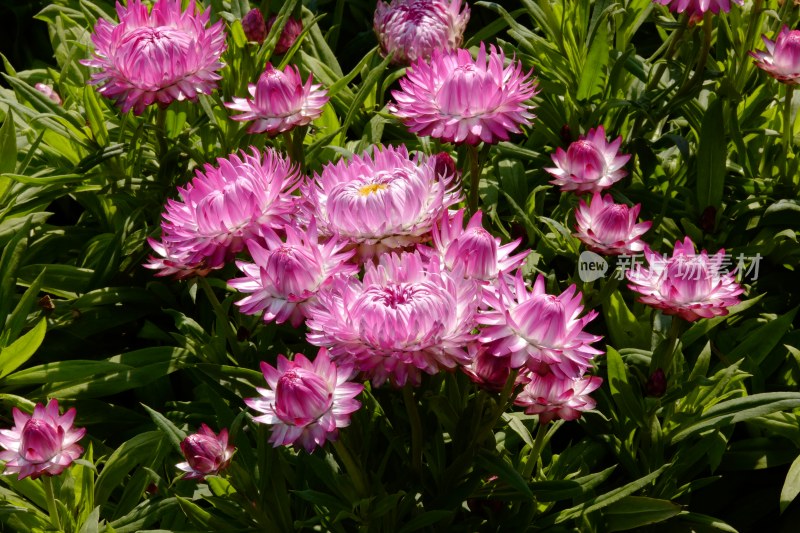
332,439,368,497
283,127,306,170
651,316,685,376
155,106,169,160
42,476,62,532
402,385,423,474
521,421,549,480
197,276,241,360
466,143,482,215
782,84,795,185
473,370,519,446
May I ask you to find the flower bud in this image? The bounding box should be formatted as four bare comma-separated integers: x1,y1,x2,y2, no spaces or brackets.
177,424,234,480
645,368,667,397
266,15,303,54
242,8,267,44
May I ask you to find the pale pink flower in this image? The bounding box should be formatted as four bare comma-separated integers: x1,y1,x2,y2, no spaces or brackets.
478,273,603,380
266,15,304,54
306,252,480,387
653,0,742,18
574,193,651,256
229,222,358,327
389,44,538,145
626,237,744,322
35,83,62,105
245,349,363,452
225,64,328,136
0,399,85,480
374,0,470,65
545,126,630,194
305,145,462,260
751,27,800,85
423,209,529,281
81,0,226,115
242,8,267,44
514,371,602,424
145,148,300,277
176,424,234,480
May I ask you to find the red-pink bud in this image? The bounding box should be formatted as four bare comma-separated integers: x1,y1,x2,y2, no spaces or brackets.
242,8,267,44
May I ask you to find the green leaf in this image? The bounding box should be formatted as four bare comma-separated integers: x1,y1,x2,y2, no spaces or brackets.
606,496,682,531
94,432,165,507
781,454,800,513
0,319,46,379
0,217,31,325
671,393,800,444
606,346,646,428
675,511,738,532
602,290,650,349
0,268,45,347
176,496,232,530
577,20,609,100
730,307,798,368
397,510,453,533
141,404,187,453
476,452,533,498
0,108,15,175
696,97,726,209
83,87,108,145
681,295,763,347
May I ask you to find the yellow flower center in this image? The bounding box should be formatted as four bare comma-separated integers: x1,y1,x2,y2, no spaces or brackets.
358,183,388,196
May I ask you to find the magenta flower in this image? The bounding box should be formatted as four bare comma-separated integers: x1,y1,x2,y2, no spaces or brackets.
0,400,85,480
35,83,62,105
305,145,462,260
374,0,470,65
514,371,603,424
266,15,304,54
626,237,744,322
751,27,800,85
545,126,630,194
81,0,226,115
229,222,358,327
423,209,528,281
242,8,267,44
176,424,234,480
389,44,538,145
225,64,328,136
306,252,480,387
145,148,300,277
574,193,651,256
462,348,515,393
478,273,603,380
653,0,742,18
245,349,363,452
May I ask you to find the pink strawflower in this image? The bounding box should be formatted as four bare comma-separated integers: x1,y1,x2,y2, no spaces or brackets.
751,27,800,85
245,348,363,452
574,192,651,256
626,237,744,322
305,145,462,260
514,371,603,424
242,8,267,44
478,273,603,380
423,209,528,281
266,15,304,54
374,0,470,65
35,83,62,105
225,64,328,136
0,399,85,480
176,424,234,480
229,222,358,327
145,147,300,277
81,0,226,115
545,126,630,194
306,252,480,387
653,0,742,18
462,349,515,393
389,44,538,145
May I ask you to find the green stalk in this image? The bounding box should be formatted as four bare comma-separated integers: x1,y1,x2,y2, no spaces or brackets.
521,422,549,480
42,476,62,532
403,385,423,474
651,316,685,376
332,440,368,497
466,143,482,215
473,370,519,446
197,277,241,359
154,106,169,161
782,84,795,185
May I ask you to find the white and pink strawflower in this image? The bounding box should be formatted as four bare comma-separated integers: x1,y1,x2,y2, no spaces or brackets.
0,399,85,480
389,44,538,145
374,0,470,65
305,145,462,260
423,209,529,281
225,64,328,136
176,424,235,480
574,193,651,256
546,126,630,194
462,348,516,393
229,222,358,327
653,0,742,19
626,237,744,322
145,147,300,277
514,371,603,424
245,349,363,453
478,273,603,380
81,0,226,115
751,26,800,85
306,251,480,387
